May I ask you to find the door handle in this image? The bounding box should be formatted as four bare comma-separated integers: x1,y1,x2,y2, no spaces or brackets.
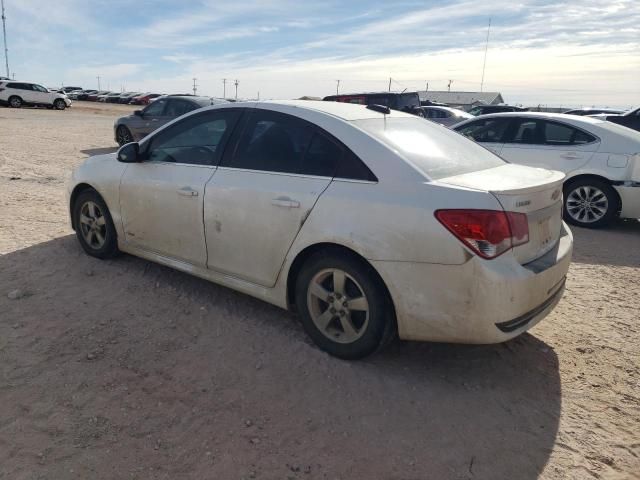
271,196,300,208
177,187,198,197
561,152,581,159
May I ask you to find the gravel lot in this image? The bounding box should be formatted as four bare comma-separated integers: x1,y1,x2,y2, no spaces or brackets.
1,103,639,480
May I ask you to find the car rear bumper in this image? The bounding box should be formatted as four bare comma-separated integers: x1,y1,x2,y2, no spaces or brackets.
614,182,640,219
371,223,573,344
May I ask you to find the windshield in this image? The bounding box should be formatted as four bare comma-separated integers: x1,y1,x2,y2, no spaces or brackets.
353,117,506,180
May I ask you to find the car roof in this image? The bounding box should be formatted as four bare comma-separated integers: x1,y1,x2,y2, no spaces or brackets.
258,99,417,121
467,111,607,125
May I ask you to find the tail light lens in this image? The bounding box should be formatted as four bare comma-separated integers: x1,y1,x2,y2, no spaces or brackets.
435,209,529,259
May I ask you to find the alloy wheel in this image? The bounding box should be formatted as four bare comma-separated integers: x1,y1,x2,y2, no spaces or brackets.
79,201,107,249
116,126,133,145
307,268,370,344
566,185,608,224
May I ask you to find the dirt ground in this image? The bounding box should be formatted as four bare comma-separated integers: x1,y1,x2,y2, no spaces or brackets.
1,102,639,480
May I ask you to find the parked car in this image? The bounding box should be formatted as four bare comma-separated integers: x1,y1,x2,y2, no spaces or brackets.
67,90,85,100
75,89,98,101
0,81,71,109
130,92,162,105
453,112,640,228
114,95,229,145
118,92,142,104
594,106,640,132
69,100,572,359
100,92,122,103
61,86,82,93
323,91,423,115
88,90,110,101
563,108,624,116
468,105,528,116
421,106,473,127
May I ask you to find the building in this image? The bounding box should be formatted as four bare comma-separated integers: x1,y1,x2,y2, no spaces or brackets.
418,91,504,111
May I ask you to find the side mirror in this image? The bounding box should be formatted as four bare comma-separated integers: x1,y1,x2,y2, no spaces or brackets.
134,110,142,116
117,142,141,163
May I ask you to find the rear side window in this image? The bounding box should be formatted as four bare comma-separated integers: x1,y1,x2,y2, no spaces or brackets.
165,99,198,117
356,117,505,180
543,121,595,145
456,118,510,143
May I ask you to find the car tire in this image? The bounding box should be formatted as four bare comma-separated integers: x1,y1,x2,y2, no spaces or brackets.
73,189,120,259
295,250,396,360
116,125,134,146
8,96,22,108
563,178,619,228
54,99,66,110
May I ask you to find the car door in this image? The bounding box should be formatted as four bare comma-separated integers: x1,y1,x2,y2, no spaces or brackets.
455,117,510,155
204,108,340,287
132,97,171,139
119,108,242,267
32,84,53,104
499,118,599,172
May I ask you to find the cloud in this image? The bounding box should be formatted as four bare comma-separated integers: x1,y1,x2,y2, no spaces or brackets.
69,64,145,79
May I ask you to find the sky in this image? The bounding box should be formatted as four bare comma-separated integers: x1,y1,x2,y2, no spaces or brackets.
3,0,640,108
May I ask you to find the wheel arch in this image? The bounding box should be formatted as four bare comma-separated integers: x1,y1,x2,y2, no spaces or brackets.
286,242,396,315
69,183,100,230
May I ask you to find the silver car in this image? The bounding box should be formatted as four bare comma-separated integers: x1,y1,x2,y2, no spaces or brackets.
421,106,474,127
114,95,229,145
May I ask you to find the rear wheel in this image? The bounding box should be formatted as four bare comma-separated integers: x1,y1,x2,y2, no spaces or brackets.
563,178,619,228
116,125,134,146
8,96,22,108
54,99,66,110
295,251,395,359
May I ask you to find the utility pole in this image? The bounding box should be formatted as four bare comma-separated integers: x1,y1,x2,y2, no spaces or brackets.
388,77,392,92
447,79,453,92
480,18,492,92
234,79,239,100
335,79,340,95
425,81,429,92
222,78,227,98
192,77,197,95
1,0,9,78
257,91,260,101
96,76,101,90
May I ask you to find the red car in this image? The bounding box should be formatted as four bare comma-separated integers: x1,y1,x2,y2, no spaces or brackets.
130,92,162,105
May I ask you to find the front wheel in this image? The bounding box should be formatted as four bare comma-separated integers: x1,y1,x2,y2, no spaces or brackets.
73,190,119,259
295,251,395,359
563,178,619,228
8,96,22,108
116,125,134,146
54,99,66,110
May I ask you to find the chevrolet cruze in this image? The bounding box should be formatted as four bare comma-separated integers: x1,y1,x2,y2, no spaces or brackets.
67,101,572,359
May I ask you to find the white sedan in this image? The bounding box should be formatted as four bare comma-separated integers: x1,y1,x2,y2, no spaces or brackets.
67,101,572,359
453,112,640,228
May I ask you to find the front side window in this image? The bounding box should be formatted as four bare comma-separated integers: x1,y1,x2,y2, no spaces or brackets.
511,119,540,144
456,118,510,143
143,99,167,117
146,110,240,166
34,85,48,93
165,99,199,117
228,111,314,174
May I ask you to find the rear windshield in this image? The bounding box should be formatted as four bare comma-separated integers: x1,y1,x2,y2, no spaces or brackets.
353,117,506,180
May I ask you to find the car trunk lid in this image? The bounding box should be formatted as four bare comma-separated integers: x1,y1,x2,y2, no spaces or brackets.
437,164,565,264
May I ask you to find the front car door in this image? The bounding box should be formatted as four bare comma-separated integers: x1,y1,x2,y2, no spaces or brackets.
455,116,511,155
499,118,599,172
204,108,342,287
119,108,241,267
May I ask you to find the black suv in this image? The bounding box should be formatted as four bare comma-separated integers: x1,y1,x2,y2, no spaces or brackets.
114,95,229,146
600,106,640,132
323,91,423,115
468,105,528,116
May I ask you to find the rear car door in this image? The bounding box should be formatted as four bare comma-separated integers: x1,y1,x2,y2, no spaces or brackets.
499,118,599,172
119,109,241,267
455,117,510,155
204,108,341,286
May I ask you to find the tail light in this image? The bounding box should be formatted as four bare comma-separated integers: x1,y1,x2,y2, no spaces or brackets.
435,209,529,259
